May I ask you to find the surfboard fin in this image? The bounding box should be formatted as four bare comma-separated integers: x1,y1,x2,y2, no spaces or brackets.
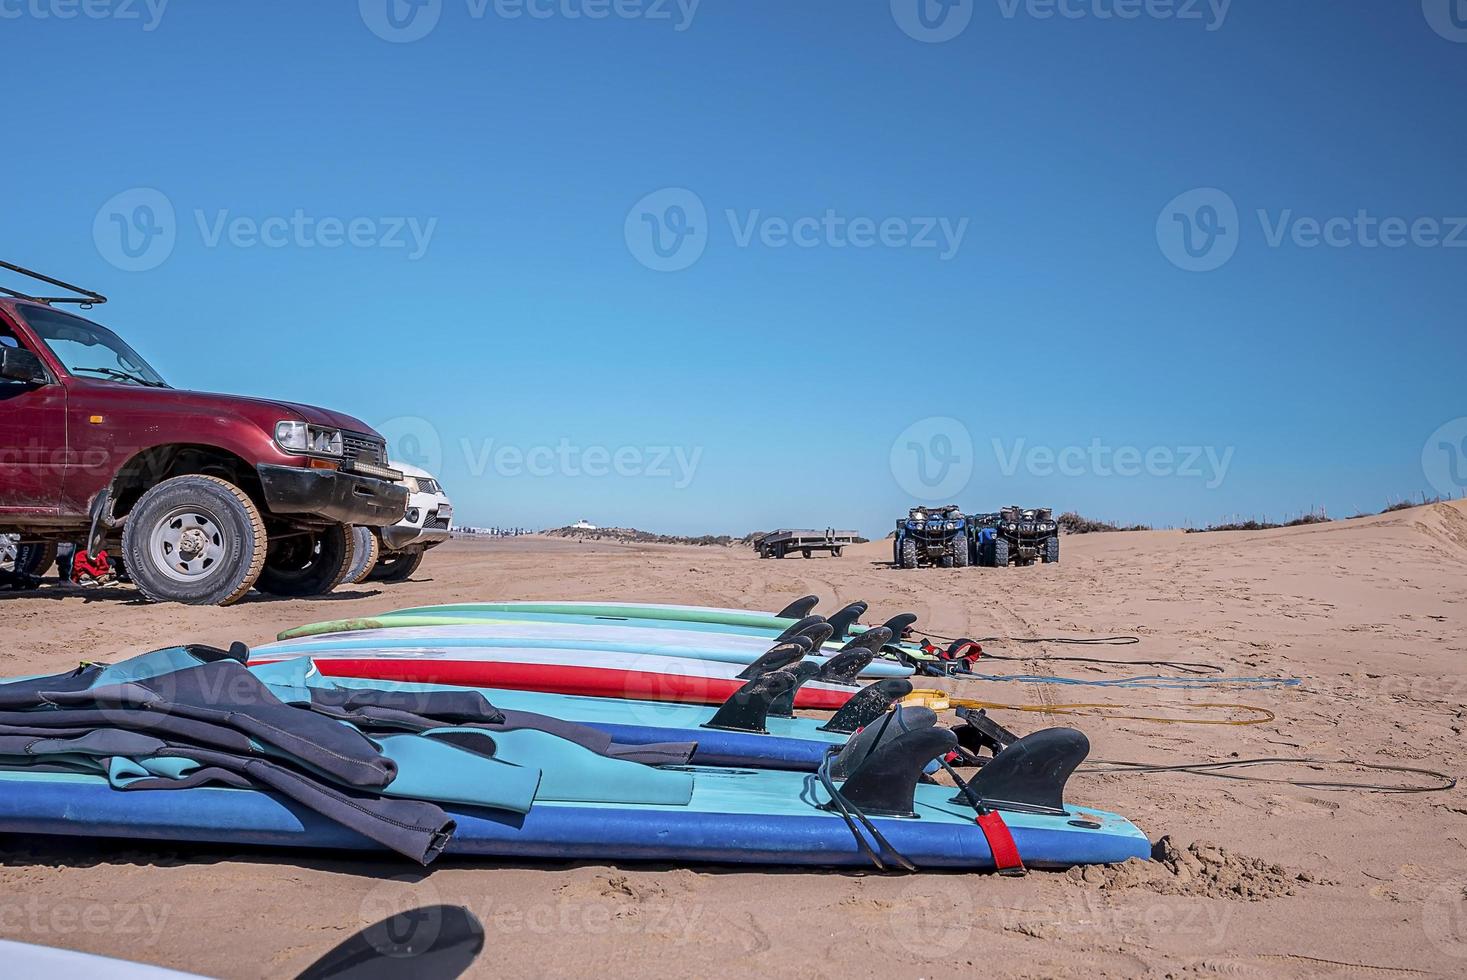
825,602,869,642
815,648,873,686
701,670,798,734
775,595,821,619
951,727,1088,817
794,622,834,651
818,678,913,734
837,626,893,656
775,615,827,643
832,726,958,819
767,662,822,718
735,640,808,680
877,613,918,640
830,705,939,779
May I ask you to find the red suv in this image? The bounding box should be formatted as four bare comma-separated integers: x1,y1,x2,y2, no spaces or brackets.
0,264,407,605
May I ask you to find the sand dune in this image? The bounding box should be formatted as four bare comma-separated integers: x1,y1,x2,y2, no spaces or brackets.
1,502,1464,977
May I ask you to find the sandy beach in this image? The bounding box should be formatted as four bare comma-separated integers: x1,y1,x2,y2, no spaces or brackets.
2,502,1465,978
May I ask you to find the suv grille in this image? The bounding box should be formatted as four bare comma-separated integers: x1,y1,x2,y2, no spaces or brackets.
343,432,387,467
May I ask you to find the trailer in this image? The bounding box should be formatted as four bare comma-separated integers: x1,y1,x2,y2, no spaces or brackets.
753,528,859,559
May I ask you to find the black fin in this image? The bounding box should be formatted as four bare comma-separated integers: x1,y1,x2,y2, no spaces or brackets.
775,595,821,619
838,626,893,656
735,641,807,680
815,648,873,686
825,602,869,642
795,622,834,651
775,615,827,643
819,678,913,734
831,705,939,778
833,726,958,818
185,643,250,665
878,613,919,640
767,662,821,717
702,670,798,733
952,727,1089,816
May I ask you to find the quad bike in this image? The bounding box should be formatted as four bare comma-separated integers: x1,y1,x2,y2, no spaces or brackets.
971,506,1060,567
892,505,970,570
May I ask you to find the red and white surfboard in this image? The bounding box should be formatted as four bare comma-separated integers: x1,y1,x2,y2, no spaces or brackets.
249,644,856,710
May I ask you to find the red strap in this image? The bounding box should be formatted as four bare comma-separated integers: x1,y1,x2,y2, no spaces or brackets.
976,809,1026,876
948,640,983,661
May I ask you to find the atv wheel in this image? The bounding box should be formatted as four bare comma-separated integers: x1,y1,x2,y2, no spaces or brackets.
899,537,918,570
255,525,357,597
123,475,268,606
370,547,425,583
343,527,381,585
951,535,970,568
988,537,1010,568
939,542,955,568
1042,535,1060,564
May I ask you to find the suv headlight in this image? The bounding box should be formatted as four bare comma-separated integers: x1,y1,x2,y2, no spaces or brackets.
275,420,344,456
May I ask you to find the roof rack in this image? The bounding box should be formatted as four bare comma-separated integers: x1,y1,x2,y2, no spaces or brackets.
0,260,107,308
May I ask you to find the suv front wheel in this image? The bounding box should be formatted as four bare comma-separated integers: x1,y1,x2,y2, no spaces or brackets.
255,524,357,597
123,475,268,606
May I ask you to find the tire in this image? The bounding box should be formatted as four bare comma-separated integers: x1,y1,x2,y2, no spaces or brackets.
952,535,970,568
255,524,357,597
899,537,918,570
802,549,812,559
892,537,901,565
990,537,1010,568
371,547,424,583
939,540,955,568
1042,534,1060,564
122,475,268,606
1,537,56,579
343,527,381,585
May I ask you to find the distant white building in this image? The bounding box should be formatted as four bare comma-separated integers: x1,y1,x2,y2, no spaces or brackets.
570,519,598,531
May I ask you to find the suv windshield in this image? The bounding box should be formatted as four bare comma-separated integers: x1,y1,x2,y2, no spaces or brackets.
20,305,169,387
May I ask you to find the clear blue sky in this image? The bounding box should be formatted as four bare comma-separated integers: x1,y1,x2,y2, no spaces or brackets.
7,0,1465,534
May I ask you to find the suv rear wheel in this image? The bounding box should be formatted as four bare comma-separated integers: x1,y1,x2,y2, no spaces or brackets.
123,475,268,606
369,547,424,583
255,525,357,597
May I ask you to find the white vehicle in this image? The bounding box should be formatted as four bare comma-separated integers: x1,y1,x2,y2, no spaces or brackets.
344,460,453,584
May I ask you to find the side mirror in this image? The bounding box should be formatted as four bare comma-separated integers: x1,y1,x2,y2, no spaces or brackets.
0,346,48,384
